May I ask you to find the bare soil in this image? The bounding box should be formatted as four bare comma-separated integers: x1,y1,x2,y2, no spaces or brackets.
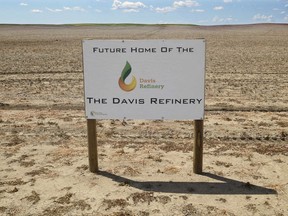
0,24,287,216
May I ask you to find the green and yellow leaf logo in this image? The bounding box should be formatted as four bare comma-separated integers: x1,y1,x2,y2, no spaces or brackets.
118,61,137,92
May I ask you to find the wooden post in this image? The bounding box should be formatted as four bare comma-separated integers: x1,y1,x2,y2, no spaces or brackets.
87,119,98,173
193,119,204,174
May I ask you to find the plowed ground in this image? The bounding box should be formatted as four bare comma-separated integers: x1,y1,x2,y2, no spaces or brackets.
0,24,287,216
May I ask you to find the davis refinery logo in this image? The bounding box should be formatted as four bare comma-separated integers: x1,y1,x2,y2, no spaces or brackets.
118,61,137,92
118,61,165,92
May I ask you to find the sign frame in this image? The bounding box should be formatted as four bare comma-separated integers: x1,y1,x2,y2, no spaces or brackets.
82,39,206,120
82,39,205,174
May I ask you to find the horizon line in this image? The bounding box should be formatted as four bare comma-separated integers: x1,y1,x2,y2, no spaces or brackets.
0,22,287,27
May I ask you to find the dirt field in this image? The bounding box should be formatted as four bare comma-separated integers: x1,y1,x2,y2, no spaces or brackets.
0,24,287,216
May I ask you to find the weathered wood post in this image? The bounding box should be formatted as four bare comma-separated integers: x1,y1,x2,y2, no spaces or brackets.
87,119,98,173
193,119,204,174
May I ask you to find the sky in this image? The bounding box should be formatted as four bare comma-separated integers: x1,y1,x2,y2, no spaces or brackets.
0,0,288,25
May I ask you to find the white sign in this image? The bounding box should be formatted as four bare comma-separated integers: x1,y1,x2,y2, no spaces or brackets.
83,40,205,120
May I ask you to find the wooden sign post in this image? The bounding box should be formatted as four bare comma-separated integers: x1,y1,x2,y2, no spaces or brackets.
193,119,204,174
87,119,98,172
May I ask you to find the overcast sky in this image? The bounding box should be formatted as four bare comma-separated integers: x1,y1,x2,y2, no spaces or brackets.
1,0,287,25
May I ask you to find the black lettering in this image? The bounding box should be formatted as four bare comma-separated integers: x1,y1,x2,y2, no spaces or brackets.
190,99,195,104
128,99,135,104
175,99,182,104
121,99,128,104
131,47,137,53
177,47,194,53
87,97,107,104
165,99,172,104
87,97,93,104
113,98,120,104
93,98,101,104
161,47,168,52
151,98,157,104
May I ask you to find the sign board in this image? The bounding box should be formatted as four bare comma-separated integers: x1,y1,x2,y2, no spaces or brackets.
83,40,205,120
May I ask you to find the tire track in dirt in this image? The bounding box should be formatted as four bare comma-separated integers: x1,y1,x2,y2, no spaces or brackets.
0,71,82,75
1,71,287,75
0,104,287,112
